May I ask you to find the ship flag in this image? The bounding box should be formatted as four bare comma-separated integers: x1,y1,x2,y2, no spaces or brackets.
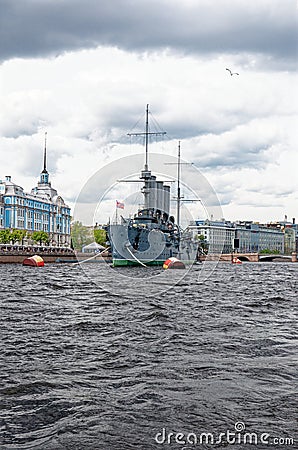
116,200,124,209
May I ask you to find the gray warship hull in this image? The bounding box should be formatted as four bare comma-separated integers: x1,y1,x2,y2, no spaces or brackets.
108,222,198,267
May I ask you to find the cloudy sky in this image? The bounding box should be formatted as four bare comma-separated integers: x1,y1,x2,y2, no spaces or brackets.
0,0,297,224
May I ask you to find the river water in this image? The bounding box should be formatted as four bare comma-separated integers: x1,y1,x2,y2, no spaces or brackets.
0,261,297,449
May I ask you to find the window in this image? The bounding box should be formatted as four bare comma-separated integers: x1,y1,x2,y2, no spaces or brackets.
17,219,24,228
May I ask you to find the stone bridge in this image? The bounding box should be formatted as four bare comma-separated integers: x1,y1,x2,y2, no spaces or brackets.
259,254,293,262
201,252,297,262
203,253,259,262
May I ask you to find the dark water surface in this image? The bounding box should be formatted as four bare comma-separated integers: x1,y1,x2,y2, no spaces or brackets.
0,262,297,449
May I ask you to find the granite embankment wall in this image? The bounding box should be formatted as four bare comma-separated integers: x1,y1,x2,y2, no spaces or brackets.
0,248,76,264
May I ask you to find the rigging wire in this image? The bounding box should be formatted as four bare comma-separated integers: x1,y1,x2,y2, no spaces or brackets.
126,245,148,267
72,247,110,265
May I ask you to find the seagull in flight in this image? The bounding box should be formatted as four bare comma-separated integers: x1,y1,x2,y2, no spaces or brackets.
226,68,239,76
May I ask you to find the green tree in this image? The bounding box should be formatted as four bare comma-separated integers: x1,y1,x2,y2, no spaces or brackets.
10,229,27,244
94,228,107,247
71,221,93,250
0,229,11,244
31,231,49,245
260,249,280,254
196,234,208,253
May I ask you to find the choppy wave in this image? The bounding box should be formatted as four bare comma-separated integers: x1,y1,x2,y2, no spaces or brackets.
0,262,297,449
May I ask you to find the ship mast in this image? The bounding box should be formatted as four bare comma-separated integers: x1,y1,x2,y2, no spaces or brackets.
166,141,195,230
127,104,166,172
145,103,149,171
127,105,166,209
177,140,181,229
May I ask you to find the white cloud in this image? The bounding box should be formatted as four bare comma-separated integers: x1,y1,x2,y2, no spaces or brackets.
0,1,297,225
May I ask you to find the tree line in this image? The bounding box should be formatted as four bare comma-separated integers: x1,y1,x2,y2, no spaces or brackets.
70,221,107,250
0,229,50,245
0,223,107,249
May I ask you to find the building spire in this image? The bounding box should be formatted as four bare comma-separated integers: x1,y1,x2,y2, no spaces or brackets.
42,131,48,174
40,131,49,184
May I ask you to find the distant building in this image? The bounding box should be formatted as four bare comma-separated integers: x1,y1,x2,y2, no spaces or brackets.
189,219,285,254
235,222,284,254
0,197,4,228
284,227,296,254
190,219,235,253
276,218,298,254
0,135,71,246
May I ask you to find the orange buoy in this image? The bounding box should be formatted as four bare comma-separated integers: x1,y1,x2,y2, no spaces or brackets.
232,256,242,264
23,255,45,267
163,257,185,269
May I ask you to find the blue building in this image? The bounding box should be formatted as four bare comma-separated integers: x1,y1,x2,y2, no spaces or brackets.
0,136,71,247
235,222,284,253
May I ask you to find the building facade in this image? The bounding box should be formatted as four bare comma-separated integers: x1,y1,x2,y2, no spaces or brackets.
235,222,284,254
190,219,235,253
0,138,71,247
277,219,298,254
189,219,286,254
